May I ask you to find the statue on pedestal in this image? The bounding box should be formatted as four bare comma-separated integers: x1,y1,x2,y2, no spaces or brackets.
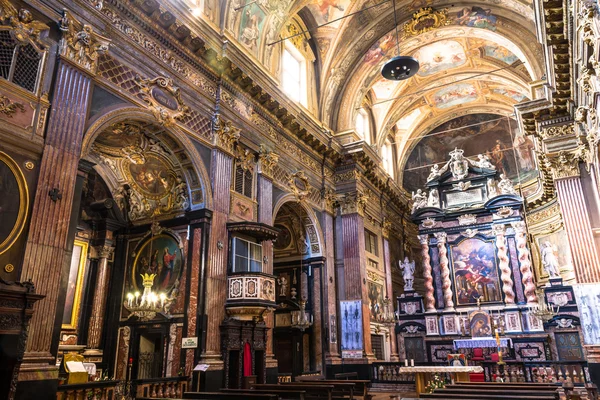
540,241,560,278
428,188,440,208
399,257,416,291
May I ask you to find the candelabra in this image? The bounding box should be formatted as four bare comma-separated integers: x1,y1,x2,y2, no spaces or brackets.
124,273,167,321
528,290,559,322
290,298,313,331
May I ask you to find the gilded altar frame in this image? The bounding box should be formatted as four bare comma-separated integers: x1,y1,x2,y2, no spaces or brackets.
62,239,88,330
0,151,29,255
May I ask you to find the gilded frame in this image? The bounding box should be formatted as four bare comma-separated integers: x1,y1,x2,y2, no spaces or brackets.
0,151,29,255
62,239,88,330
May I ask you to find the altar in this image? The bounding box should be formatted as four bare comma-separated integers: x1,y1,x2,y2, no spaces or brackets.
398,365,484,397
453,337,512,349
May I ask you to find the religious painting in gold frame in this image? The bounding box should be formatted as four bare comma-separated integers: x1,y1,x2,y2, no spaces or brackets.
0,151,29,255
62,239,88,329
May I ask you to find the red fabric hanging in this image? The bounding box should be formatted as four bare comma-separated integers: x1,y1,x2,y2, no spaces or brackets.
243,342,252,377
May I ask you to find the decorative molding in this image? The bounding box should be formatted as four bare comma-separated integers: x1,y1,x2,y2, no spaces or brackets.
458,214,477,226
58,10,110,74
547,150,581,180
339,190,369,216
134,75,190,127
212,114,240,154
333,169,361,183
381,217,392,239
258,144,279,178
540,123,575,140
367,270,381,282
0,95,25,117
288,170,310,202
402,7,450,38
421,217,437,229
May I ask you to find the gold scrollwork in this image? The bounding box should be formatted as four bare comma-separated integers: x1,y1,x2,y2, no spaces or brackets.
135,75,190,127
0,151,29,255
0,3,49,49
0,95,25,117
403,8,450,38
288,170,310,202
62,239,88,330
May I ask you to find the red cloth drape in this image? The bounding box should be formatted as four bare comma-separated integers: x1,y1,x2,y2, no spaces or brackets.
243,342,252,377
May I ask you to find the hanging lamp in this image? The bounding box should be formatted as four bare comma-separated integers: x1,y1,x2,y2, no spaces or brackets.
381,0,419,80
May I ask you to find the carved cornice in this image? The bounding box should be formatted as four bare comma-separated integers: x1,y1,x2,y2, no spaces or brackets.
134,75,190,127
339,190,369,216
212,114,240,154
58,10,110,74
258,144,278,178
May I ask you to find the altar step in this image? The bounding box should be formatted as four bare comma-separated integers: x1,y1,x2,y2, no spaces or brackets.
370,382,416,392
421,382,558,400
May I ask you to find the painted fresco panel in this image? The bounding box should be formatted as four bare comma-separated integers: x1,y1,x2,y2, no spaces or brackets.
414,40,467,77
455,7,497,31
307,0,351,27
129,233,183,294
238,4,266,54
484,45,519,64
402,113,537,193
451,238,502,305
432,83,477,109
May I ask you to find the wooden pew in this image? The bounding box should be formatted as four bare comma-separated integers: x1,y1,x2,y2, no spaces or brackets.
295,377,370,399
420,382,559,400
334,373,358,380
284,381,355,400
222,388,307,400
180,391,279,400
253,383,335,400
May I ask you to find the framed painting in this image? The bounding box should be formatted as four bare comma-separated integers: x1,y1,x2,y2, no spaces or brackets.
451,237,502,305
62,239,88,329
0,151,29,255
469,310,493,337
130,233,183,294
368,281,384,322
340,300,363,357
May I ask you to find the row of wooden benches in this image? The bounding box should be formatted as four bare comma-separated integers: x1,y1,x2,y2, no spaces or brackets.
137,379,371,400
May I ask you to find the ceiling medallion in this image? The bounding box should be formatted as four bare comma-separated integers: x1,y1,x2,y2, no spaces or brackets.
403,7,450,38
382,0,420,81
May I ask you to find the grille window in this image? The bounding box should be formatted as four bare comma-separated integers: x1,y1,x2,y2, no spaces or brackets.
0,30,44,93
234,165,253,198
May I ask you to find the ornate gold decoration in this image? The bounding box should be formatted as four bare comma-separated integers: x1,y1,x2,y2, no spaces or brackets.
403,7,450,38
367,270,380,282
539,123,574,139
288,170,310,201
322,188,338,214
213,114,240,154
0,3,49,49
134,75,190,127
63,239,88,329
333,169,361,183
577,66,593,93
547,150,581,179
527,201,560,226
234,143,255,172
381,217,393,239
0,151,29,256
457,214,477,226
421,217,436,229
24,161,34,170
287,23,305,52
58,10,110,74
578,2,596,47
339,190,369,216
4,263,14,273
0,95,25,117
258,144,278,178
494,206,514,219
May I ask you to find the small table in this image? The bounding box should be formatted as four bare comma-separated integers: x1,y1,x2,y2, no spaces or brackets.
398,365,484,397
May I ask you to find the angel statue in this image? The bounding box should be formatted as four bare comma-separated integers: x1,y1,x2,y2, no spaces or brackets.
475,154,495,170
411,189,428,213
427,164,441,182
399,257,416,291
498,174,518,195
541,241,560,278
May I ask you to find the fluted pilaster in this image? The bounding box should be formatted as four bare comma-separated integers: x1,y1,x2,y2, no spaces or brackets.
383,238,399,361
322,211,341,362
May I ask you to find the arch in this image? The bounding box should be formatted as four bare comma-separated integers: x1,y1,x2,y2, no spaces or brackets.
81,106,213,210
272,194,325,259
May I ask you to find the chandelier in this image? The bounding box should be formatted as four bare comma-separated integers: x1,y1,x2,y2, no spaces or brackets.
124,273,167,321
290,298,313,331
528,290,559,323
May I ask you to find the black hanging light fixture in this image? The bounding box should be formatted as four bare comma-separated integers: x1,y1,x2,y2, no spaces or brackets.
381,0,419,80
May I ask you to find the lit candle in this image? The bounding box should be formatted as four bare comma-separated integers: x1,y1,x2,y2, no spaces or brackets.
410,359,414,367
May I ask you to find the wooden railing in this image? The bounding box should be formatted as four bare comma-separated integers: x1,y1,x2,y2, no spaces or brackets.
134,376,188,399
371,362,442,383
481,361,589,384
56,380,119,400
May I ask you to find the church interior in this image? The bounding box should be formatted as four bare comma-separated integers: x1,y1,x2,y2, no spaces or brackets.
2,0,600,399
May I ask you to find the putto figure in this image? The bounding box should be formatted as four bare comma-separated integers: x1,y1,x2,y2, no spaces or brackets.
399,257,416,291
411,189,428,213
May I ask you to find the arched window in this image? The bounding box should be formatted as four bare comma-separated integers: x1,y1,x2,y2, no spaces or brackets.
356,108,371,144
382,139,395,179
282,44,307,106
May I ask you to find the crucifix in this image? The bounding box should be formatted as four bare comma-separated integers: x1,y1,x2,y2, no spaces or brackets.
477,297,482,310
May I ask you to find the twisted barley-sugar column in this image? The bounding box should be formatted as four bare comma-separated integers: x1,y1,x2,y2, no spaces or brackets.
512,221,537,303
493,224,515,304
418,234,436,311
435,232,453,310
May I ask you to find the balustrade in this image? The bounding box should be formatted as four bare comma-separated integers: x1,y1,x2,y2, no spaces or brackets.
482,361,589,385
135,376,188,399
56,380,119,400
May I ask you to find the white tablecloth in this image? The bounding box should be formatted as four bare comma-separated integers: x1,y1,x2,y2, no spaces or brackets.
397,366,483,373
453,337,512,349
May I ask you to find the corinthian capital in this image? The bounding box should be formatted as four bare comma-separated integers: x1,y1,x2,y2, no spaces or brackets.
212,114,240,154
258,144,279,178
547,150,581,180
339,190,369,216
434,231,447,243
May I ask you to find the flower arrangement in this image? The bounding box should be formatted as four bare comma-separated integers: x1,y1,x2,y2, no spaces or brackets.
425,374,447,393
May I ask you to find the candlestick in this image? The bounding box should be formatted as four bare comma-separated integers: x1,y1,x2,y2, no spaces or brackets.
410,359,414,367
404,359,408,367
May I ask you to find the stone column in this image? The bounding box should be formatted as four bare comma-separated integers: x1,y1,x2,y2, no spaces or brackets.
511,221,537,303
418,234,435,311
87,244,114,350
382,219,399,361
340,190,374,360
18,14,109,391
492,224,515,304
434,232,453,310
322,191,342,364
257,146,279,370
309,259,324,372
201,115,239,370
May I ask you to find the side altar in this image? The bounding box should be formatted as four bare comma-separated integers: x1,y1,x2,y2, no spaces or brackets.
395,150,587,379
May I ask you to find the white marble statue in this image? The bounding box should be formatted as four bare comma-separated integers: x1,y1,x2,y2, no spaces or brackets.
541,241,560,278
487,178,498,198
411,189,428,213
428,188,440,208
474,154,495,170
399,257,416,291
427,164,441,182
498,174,518,195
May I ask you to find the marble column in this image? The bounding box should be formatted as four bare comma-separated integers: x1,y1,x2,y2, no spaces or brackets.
309,259,324,372
511,221,537,303
201,115,239,368
257,146,278,369
19,61,93,379
418,234,435,311
382,221,399,361
492,224,515,304
340,191,374,360
87,244,114,350
322,193,341,364
434,232,453,311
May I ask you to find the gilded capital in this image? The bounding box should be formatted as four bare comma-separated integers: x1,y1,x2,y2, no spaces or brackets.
58,10,110,74
212,114,240,154
0,4,49,49
234,143,256,172
258,144,279,178
547,150,581,180
381,217,393,239
339,190,368,216
322,188,339,215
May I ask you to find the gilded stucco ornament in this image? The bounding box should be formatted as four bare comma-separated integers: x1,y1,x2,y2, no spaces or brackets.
0,95,25,117
0,2,49,49
548,150,581,179
403,7,450,38
258,144,279,178
134,76,190,127
322,188,338,214
577,66,594,93
234,143,255,172
213,114,240,154
540,123,574,139
381,217,393,239
288,170,310,202
578,2,596,47
58,10,110,74
339,190,369,216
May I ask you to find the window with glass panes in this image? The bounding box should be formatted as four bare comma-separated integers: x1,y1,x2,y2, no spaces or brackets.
282,47,303,103
234,165,253,198
364,229,378,256
232,237,262,273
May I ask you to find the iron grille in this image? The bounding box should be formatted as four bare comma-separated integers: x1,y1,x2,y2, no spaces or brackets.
0,29,43,93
